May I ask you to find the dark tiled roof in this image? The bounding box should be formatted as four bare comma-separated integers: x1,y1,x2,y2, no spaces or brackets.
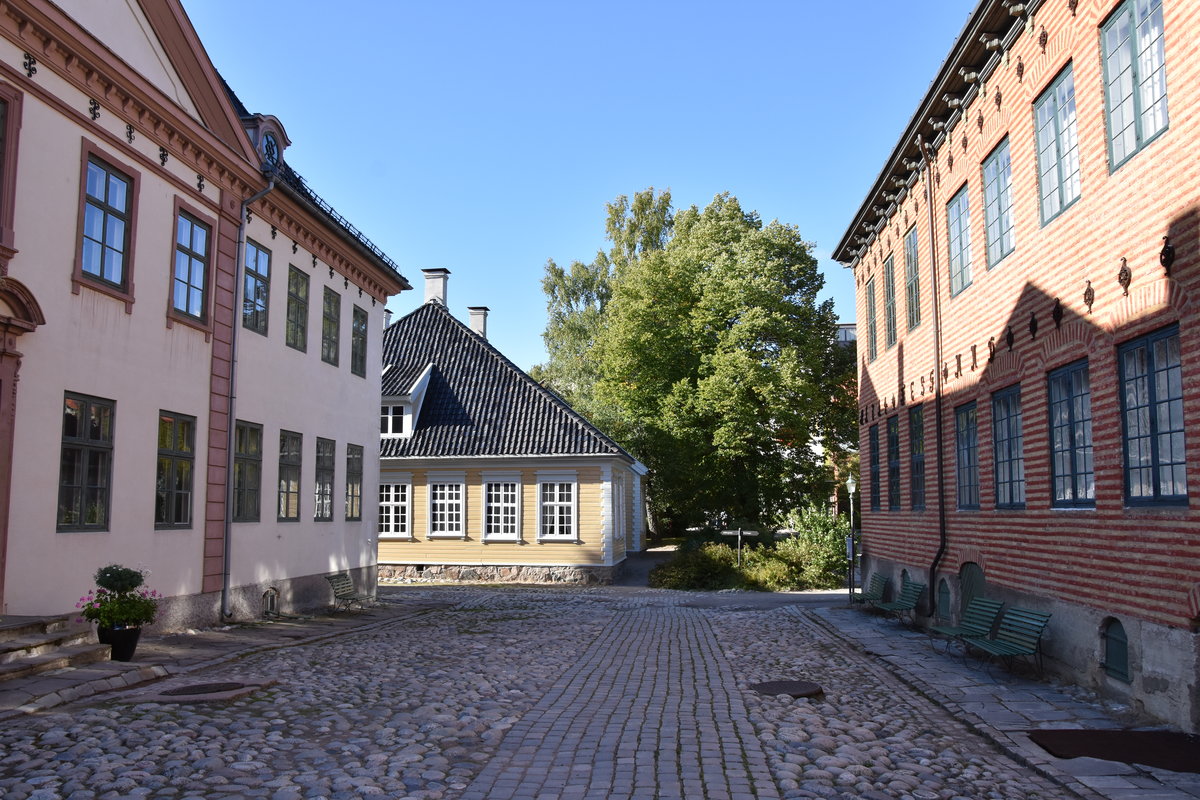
380,302,634,460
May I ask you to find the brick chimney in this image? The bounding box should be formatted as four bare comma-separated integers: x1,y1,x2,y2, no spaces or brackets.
467,306,489,339
422,268,450,305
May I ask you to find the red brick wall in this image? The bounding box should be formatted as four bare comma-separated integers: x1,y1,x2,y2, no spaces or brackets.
852,0,1200,630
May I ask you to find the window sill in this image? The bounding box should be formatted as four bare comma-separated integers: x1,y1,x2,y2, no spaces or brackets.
482,536,521,543
166,308,212,342
538,537,582,544
379,535,416,541
73,274,134,313
427,533,467,540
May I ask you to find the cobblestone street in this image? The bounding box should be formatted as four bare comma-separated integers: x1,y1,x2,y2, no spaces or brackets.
0,587,1196,800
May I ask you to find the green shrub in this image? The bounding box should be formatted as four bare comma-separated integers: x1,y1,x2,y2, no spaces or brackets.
649,542,739,590
778,506,849,589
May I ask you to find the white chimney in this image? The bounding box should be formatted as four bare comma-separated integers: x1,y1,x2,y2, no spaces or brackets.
383,309,393,328
467,306,489,339
422,268,450,305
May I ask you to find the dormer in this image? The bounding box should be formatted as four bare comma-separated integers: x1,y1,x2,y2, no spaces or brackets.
381,363,434,440
240,113,291,175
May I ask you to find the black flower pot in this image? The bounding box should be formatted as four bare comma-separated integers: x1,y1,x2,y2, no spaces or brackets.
97,626,142,661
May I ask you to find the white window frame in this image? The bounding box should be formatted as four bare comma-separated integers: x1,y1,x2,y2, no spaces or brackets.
427,471,466,538
381,402,406,437
378,475,412,539
537,470,578,541
482,471,522,541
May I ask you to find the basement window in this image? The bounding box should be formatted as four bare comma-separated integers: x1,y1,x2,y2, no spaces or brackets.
1102,618,1130,683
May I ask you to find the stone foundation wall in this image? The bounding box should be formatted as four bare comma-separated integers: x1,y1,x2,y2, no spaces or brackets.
378,563,616,586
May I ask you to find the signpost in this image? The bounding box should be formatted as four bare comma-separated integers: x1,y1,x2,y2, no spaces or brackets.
720,528,757,567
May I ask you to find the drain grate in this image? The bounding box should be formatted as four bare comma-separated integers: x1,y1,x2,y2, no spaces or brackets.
750,680,824,698
160,682,247,696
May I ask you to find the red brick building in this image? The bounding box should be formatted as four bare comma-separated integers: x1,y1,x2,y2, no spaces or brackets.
833,0,1200,731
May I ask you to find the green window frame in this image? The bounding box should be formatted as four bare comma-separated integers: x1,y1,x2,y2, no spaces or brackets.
155,411,195,529
345,443,363,521
351,305,368,377
869,424,881,512
904,227,920,330
322,287,340,366
883,255,897,348
865,277,878,362
909,405,925,510
1049,359,1095,508
243,240,270,335
57,393,115,531
1035,66,1081,224
886,415,900,511
993,385,1026,509
277,430,302,521
946,185,972,296
233,420,262,522
955,402,979,510
1119,325,1186,505
172,212,209,320
1102,0,1168,170
982,138,1015,267
314,437,335,522
286,266,309,352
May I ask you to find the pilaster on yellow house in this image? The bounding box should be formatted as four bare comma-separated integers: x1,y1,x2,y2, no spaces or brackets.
377,270,647,584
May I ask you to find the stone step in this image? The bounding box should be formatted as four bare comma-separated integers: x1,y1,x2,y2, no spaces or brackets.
0,615,74,643
0,626,98,665
0,643,112,683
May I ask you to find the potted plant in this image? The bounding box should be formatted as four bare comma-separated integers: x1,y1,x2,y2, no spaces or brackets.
76,564,159,661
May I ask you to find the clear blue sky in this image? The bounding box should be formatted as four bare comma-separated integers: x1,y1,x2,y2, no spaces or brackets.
183,1,977,371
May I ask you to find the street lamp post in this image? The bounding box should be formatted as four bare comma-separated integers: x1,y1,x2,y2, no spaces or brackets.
846,475,858,602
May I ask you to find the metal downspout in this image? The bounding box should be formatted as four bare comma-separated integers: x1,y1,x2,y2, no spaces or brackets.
918,134,949,617
222,179,275,619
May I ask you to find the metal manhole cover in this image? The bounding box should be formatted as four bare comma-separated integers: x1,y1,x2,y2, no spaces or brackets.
750,680,824,698
161,682,247,696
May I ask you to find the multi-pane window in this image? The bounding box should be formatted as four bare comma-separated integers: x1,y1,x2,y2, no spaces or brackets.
1049,359,1095,507
904,227,920,330
982,139,1015,267
1119,325,1186,504
278,430,302,521
866,277,878,362
155,411,194,529
883,256,897,348
909,405,925,510
946,186,972,296
233,420,262,522
173,213,209,320
1103,0,1168,169
993,386,1026,509
869,424,881,512
351,306,368,378
955,402,979,510
539,482,576,539
1035,66,1081,224
429,482,464,536
345,443,363,521
379,483,410,537
243,241,270,335
886,416,900,511
314,437,335,522
484,480,520,540
286,266,308,351
81,157,132,288
57,393,114,531
381,404,404,436
322,287,340,366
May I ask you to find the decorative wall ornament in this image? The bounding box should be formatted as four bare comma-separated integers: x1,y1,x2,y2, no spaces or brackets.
22,53,36,78
312,254,317,269
245,208,253,224
1118,257,1132,295
1016,56,1025,82
1039,26,1048,53
987,336,996,362
1029,312,1038,340
328,266,334,279
1068,0,1078,15
1005,326,1015,351
920,375,926,394
962,134,968,151
270,226,277,240
977,112,984,132
343,277,349,289
995,89,1002,109
196,174,204,192
1084,280,1095,313
358,287,363,297
292,240,298,254
943,363,950,382
971,344,978,370
947,153,954,170
1052,298,1063,328
126,124,135,144
371,297,376,306
956,354,963,377
88,99,100,120
159,147,169,166
1160,236,1175,274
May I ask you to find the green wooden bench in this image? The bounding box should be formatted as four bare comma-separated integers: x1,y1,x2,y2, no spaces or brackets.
963,607,1051,675
877,581,926,624
325,572,372,611
850,573,888,606
929,597,1004,654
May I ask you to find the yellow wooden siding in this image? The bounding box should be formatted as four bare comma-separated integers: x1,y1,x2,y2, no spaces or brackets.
378,464,614,566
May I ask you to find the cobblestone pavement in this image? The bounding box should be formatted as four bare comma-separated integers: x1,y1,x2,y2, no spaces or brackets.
0,587,1195,800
